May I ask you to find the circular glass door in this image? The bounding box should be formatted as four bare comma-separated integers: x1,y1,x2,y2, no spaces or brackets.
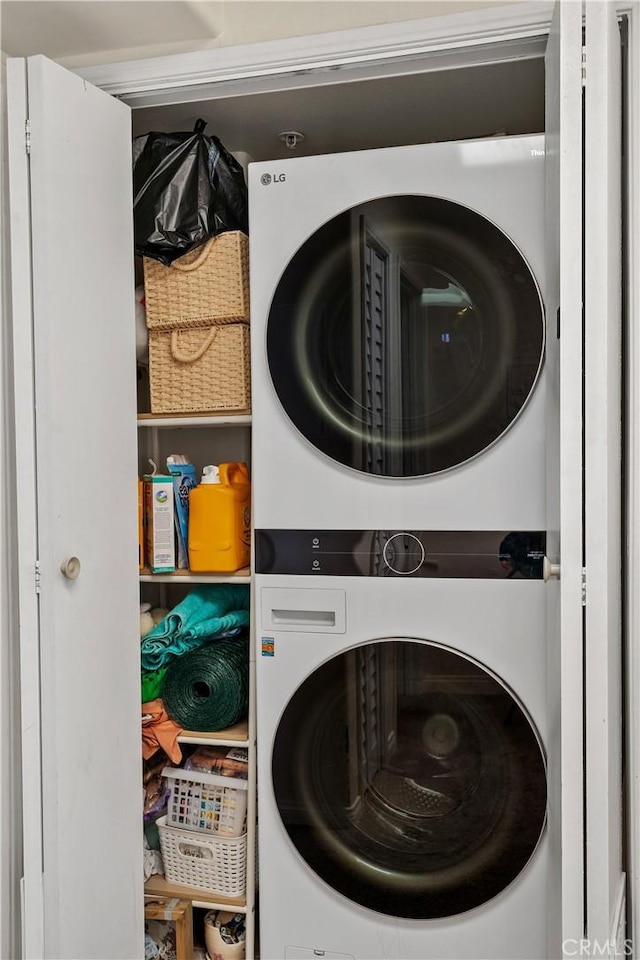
272,640,547,919
267,196,544,477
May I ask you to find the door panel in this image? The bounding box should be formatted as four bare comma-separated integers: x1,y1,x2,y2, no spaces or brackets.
544,0,585,953
9,55,142,959
584,2,624,946
6,57,44,960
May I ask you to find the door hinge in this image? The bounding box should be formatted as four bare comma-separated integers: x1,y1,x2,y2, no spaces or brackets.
34,560,41,595
581,46,586,88
25,119,31,155
581,567,587,607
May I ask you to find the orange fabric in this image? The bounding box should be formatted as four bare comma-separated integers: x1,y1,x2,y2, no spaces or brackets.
142,699,183,764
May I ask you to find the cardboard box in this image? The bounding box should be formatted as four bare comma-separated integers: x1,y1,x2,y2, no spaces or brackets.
144,474,175,573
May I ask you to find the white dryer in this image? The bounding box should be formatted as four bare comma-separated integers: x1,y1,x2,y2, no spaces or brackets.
249,135,549,532
255,554,554,960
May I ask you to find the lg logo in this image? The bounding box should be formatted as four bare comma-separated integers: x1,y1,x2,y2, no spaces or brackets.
260,173,286,185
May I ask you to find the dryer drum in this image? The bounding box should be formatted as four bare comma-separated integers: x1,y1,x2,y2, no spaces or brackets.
267,196,544,479
271,639,547,920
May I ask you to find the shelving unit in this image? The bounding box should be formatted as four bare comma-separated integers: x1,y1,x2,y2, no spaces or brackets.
139,407,256,957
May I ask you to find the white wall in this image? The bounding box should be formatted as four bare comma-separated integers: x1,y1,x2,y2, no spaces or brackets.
1,52,23,960
2,0,512,68
194,0,510,49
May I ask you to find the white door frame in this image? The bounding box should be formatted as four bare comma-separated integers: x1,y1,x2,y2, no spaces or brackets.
626,4,640,954
584,1,624,949
71,0,640,953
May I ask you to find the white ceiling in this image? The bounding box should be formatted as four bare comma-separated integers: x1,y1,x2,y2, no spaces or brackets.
0,1,225,61
0,1,511,67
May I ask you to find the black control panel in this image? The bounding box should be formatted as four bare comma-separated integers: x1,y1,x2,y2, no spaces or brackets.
255,530,546,579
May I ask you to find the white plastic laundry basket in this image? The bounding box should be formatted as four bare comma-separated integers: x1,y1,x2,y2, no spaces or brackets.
157,815,247,897
163,767,248,837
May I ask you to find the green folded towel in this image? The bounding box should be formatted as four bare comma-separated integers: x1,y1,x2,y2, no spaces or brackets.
140,584,250,672
141,666,168,703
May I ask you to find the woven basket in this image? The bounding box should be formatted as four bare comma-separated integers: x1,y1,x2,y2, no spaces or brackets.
144,231,249,331
149,323,250,414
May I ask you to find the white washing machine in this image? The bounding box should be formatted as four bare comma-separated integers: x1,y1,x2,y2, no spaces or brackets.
249,135,550,532
255,559,554,960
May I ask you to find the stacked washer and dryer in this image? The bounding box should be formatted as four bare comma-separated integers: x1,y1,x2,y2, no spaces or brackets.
249,135,555,960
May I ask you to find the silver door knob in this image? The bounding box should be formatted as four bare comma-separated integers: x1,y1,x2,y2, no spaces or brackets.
60,557,81,580
543,556,560,581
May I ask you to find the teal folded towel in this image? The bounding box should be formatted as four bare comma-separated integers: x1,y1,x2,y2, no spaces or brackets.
140,584,250,671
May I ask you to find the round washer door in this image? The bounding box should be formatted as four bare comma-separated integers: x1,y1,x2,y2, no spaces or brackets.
272,639,547,919
267,196,544,478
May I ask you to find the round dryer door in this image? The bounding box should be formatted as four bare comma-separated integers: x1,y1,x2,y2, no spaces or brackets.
267,196,544,477
272,639,547,919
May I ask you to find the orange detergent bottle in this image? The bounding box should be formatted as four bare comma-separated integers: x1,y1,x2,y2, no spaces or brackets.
188,462,251,572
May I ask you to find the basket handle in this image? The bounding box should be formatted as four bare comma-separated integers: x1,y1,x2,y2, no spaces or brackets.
170,328,219,363
177,841,214,861
171,239,215,273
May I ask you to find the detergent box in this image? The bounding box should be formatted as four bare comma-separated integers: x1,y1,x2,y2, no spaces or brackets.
166,455,197,570
144,474,175,573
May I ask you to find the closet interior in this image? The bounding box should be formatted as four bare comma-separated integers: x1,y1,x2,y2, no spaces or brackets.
134,45,546,960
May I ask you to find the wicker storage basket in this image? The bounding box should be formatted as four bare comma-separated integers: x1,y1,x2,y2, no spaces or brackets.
144,231,249,331
148,323,250,414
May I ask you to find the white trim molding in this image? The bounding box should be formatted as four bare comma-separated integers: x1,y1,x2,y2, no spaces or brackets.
75,1,555,103
626,1,640,950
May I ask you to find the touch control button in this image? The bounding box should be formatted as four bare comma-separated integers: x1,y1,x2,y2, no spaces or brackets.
383,533,425,575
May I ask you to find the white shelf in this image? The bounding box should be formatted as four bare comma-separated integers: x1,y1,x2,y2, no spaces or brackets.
179,736,250,748
137,413,251,428
140,568,251,584
177,719,250,747
144,874,247,913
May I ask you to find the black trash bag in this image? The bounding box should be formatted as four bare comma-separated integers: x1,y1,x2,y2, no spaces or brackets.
133,119,248,265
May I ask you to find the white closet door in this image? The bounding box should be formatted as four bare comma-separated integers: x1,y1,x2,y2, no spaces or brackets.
584,3,625,950
7,55,142,959
544,1,585,954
